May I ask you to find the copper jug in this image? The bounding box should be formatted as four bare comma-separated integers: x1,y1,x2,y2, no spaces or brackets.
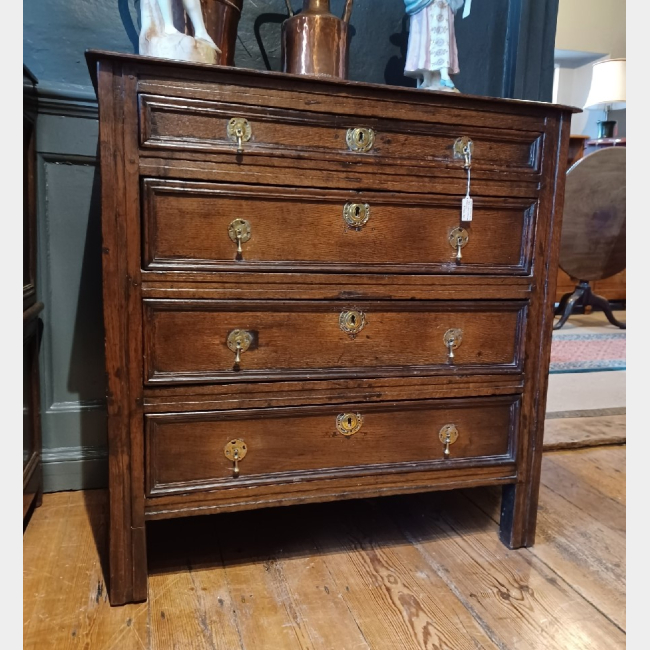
202,0,244,66
281,0,354,79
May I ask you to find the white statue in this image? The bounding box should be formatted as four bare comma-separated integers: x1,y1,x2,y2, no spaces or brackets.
404,0,466,92
139,0,221,64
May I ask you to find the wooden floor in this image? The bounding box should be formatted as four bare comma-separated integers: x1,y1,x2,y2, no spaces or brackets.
23,445,625,650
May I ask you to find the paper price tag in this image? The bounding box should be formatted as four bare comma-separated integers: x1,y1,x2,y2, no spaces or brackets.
461,196,473,221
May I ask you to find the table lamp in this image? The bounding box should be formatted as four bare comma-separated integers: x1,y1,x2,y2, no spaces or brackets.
584,58,626,139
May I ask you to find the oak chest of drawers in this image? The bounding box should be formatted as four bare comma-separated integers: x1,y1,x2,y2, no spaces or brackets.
87,50,573,605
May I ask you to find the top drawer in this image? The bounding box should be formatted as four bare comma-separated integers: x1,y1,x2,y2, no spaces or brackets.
138,94,543,178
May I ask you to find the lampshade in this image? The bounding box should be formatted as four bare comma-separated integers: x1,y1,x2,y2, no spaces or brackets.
584,58,626,110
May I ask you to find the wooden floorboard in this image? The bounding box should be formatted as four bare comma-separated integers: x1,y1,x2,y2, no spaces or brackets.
305,500,501,650
543,415,626,450
24,445,626,649
389,491,624,650
466,447,626,632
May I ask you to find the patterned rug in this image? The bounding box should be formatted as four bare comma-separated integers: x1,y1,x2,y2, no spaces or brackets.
549,332,626,373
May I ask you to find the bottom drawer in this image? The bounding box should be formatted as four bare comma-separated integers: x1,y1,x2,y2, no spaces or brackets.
146,395,519,496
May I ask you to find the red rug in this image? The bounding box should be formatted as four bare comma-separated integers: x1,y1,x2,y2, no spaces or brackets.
550,332,626,373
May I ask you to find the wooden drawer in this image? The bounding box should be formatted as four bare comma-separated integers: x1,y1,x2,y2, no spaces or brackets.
138,94,542,177
145,395,519,495
143,179,537,275
143,299,527,384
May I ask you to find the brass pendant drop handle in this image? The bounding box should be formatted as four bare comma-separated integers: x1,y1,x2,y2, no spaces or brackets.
448,227,469,263
227,117,252,154
228,219,251,258
453,137,474,168
443,328,463,363
438,424,459,458
224,439,248,478
227,329,253,368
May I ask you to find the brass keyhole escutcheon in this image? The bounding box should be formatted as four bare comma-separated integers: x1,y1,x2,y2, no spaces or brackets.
438,424,459,458
448,227,469,262
343,202,371,229
227,117,252,153
224,438,248,477
346,127,375,153
227,329,253,367
228,219,252,257
339,309,366,336
336,412,363,436
443,328,463,362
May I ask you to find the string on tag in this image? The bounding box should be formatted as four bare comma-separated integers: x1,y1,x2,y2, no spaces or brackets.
461,144,473,222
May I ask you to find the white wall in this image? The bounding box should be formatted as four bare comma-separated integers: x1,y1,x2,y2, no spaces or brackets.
554,0,626,136
556,0,626,58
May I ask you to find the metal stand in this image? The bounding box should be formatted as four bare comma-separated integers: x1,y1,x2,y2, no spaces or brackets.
554,280,626,330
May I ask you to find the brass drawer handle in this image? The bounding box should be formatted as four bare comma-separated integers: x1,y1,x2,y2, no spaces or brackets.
443,328,463,362
343,202,371,229
346,127,375,153
224,438,248,478
336,412,363,436
339,309,366,336
227,329,253,367
438,424,459,458
227,117,252,153
228,219,251,257
449,227,469,262
453,137,473,168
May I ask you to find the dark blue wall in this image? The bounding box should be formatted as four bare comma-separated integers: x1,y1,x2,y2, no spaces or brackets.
24,0,553,99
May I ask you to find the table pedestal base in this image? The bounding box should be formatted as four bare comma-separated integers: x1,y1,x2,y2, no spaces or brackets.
554,280,626,330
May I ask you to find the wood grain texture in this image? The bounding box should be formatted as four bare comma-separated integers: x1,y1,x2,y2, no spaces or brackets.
543,415,626,451
139,93,543,176
139,153,542,197
468,446,626,631
140,272,534,301
143,179,536,275
86,51,573,603
145,396,518,495
144,465,517,521
96,60,147,605
143,375,525,413
24,443,624,649
144,299,526,384
559,148,626,282
23,492,148,650
393,491,625,648
555,138,626,303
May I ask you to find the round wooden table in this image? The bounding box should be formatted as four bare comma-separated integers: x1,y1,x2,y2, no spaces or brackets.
554,147,626,329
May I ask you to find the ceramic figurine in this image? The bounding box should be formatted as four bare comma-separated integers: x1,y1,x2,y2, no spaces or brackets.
139,0,221,64
404,0,465,92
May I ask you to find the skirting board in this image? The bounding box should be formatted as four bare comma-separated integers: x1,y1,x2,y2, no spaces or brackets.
42,446,108,492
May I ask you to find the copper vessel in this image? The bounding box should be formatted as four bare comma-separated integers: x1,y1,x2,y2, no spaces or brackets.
202,0,243,66
281,0,354,79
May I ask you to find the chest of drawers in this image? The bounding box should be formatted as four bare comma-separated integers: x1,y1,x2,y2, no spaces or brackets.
87,50,573,605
